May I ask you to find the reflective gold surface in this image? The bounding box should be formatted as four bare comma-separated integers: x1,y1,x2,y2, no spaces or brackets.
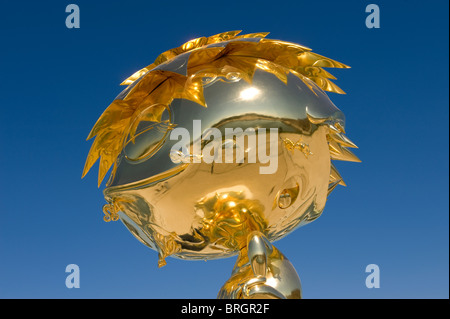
83,31,360,298
82,31,351,186
104,123,332,261
218,231,302,299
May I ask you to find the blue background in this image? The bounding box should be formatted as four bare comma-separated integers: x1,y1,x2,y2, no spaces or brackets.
0,0,448,298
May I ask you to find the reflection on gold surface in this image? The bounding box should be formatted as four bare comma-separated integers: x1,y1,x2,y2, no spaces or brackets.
197,191,267,251
195,191,302,299
102,125,334,262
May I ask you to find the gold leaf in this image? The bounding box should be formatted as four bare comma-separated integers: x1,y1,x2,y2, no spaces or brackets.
120,67,150,86
329,131,358,148
213,55,258,84
309,76,346,94
298,51,350,69
87,100,134,140
235,32,270,39
255,59,288,84
187,47,225,71
329,141,361,162
330,163,346,186
289,70,317,94
181,37,208,52
176,77,206,107
84,31,353,186
295,66,337,80
207,30,242,44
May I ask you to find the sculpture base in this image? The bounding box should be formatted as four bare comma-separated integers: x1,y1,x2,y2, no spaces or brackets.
218,231,302,299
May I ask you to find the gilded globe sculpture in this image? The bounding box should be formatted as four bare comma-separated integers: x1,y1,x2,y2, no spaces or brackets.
83,31,360,299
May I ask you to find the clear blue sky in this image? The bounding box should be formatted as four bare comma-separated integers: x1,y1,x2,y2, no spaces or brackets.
0,0,448,298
